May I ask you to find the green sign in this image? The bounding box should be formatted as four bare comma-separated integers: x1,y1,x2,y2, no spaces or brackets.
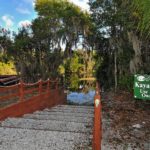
134,75,150,100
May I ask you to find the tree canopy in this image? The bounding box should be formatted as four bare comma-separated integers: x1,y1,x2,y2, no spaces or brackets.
34,0,91,55
0,0,150,91
89,0,150,90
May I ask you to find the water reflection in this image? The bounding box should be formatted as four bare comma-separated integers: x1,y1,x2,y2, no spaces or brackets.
67,90,95,105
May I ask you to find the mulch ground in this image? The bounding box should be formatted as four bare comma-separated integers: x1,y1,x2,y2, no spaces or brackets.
102,90,150,149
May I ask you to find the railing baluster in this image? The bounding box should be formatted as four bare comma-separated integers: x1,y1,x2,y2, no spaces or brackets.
55,79,58,90
38,79,42,95
0,78,67,121
19,80,24,102
47,78,50,92
93,82,102,150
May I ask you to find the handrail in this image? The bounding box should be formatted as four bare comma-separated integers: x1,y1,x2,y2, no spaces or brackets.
0,75,17,78
0,76,17,82
0,78,60,104
0,84,19,91
42,78,49,84
23,81,39,86
0,78,66,121
93,82,102,150
3,78,20,86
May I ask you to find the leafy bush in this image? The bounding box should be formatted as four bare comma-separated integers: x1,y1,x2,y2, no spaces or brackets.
70,74,79,90
0,61,16,75
118,75,134,91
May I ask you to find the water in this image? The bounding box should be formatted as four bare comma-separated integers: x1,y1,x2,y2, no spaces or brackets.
67,90,95,105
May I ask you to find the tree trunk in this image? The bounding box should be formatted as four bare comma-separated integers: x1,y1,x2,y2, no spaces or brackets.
114,49,117,92
128,31,142,74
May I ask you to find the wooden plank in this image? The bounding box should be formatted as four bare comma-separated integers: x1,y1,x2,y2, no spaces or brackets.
0,76,18,82
93,83,102,150
0,89,66,121
0,84,19,92
0,75,17,78
4,78,20,85
24,88,38,95
0,93,19,102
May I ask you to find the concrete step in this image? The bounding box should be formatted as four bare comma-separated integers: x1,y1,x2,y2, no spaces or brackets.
0,127,92,150
0,118,92,133
23,113,93,124
49,106,94,113
0,105,94,150
33,110,94,118
56,105,94,109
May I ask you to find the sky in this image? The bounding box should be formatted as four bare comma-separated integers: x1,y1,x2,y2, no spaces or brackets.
0,0,89,32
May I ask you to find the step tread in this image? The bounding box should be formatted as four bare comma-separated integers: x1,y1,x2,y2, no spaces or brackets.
56,105,94,109
1,118,93,133
0,127,92,150
23,113,93,123
0,105,94,150
33,110,94,118
49,107,94,113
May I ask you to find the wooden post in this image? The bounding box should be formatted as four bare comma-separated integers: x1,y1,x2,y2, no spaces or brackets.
93,82,102,150
39,79,42,95
47,78,50,92
55,80,58,90
19,80,24,101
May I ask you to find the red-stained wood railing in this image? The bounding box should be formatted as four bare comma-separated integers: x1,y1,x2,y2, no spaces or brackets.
0,75,19,86
0,76,17,82
93,82,102,150
0,79,66,121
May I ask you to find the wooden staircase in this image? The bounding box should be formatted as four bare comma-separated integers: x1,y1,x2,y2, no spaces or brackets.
0,80,102,150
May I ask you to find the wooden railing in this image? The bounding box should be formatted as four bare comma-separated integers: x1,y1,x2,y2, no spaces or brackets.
0,75,19,86
93,82,102,150
0,79,66,121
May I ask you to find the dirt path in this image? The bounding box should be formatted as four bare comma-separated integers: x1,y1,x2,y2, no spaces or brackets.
102,91,150,150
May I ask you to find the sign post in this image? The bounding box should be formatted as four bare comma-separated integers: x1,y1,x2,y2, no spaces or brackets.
134,75,150,100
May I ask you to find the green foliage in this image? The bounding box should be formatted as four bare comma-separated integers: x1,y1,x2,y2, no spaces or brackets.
5,0,92,82
0,61,16,75
58,50,96,91
58,64,65,75
58,53,82,90
132,0,150,36
70,74,79,90
0,32,16,75
2,0,149,94
70,54,81,73
89,0,150,91
94,53,103,76
34,0,91,56
118,75,134,92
